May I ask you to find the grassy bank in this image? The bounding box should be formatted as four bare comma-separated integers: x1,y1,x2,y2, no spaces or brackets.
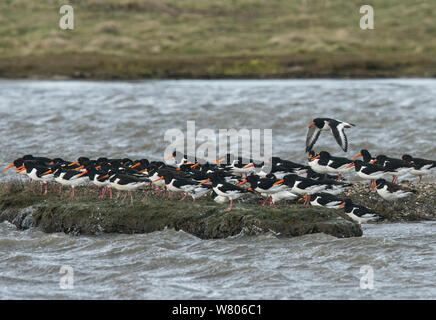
0,0,435,78
0,180,362,238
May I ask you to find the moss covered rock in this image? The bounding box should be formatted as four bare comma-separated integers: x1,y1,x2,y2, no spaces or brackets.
0,181,362,239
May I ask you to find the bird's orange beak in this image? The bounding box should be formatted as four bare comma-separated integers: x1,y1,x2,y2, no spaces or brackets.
138,169,148,174
16,165,25,171
16,167,26,173
200,178,210,185
190,163,200,169
74,165,85,171
131,162,141,168
68,160,79,166
215,157,225,164
351,153,362,160
311,155,320,160
3,163,15,171
345,163,355,169
101,174,110,179
273,179,284,185
76,170,88,178
152,176,164,183
243,163,254,169
369,159,377,164
163,154,174,161
338,202,346,209
236,179,247,186
308,122,315,128
41,169,52,176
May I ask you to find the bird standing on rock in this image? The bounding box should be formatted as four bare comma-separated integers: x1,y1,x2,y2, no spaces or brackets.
375,178,416,201
306,118,355,152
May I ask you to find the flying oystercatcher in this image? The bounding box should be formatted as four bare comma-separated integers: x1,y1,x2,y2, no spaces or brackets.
306,118,355,152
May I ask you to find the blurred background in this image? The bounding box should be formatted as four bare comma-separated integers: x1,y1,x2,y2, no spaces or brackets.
0,0,435,79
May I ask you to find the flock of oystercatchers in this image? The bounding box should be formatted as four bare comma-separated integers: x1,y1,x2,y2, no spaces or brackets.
3,118,435,224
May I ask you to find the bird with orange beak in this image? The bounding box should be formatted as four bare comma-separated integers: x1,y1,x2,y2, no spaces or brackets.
306,118,355,153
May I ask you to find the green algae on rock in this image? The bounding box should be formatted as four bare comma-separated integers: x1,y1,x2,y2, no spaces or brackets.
0,180,362,239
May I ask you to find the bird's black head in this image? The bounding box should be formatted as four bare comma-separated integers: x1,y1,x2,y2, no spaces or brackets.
246,174,259,188
343,198,353,208
309,118,325,129
352,160,364,170
401,154,412,162
360,149,373,163
375,178,387,188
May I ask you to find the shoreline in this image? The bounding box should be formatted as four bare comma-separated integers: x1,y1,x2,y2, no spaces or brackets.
1,54,435,80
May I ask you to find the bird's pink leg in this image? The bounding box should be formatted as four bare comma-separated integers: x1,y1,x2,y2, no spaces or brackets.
226,199,233,211
180,193,188,201
418,175,422,184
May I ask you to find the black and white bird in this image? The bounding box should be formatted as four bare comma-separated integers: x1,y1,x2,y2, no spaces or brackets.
201,173,249,211
313,151,354,181
375,178,416,201
307,151,330,175
375,155,412,183
346,160,387,188
301,193,346,209
401,154,436,184
241,174,286,206
351,149,375,163
306,118,355,152
342,199,384,224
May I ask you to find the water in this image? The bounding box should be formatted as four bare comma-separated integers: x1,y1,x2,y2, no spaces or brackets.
0,221,435,299
0,79,435,299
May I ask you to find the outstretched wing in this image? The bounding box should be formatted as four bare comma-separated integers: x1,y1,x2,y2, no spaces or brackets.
306,126,321,153
331,123,348,152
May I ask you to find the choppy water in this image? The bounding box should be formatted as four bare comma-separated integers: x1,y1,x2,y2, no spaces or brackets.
0,79,435,299
0,221,435,299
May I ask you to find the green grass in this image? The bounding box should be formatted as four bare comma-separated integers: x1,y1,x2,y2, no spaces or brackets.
0,0,435,78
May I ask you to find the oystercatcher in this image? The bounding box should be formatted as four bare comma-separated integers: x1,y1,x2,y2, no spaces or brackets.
153,170,199,201
308,151,330,175
18,161,54,194
401,154,436,183
49,165,90,198
270,190,298,205
351,149,375,163
201,172,249,211
316,151,353,181
109,172,150,204
301,193,346,209
282,175,329,205
375,178,416,201
306,118,355,152
375,155,412,183
345,160,387,188
342,199,384,224
241,174,286,206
